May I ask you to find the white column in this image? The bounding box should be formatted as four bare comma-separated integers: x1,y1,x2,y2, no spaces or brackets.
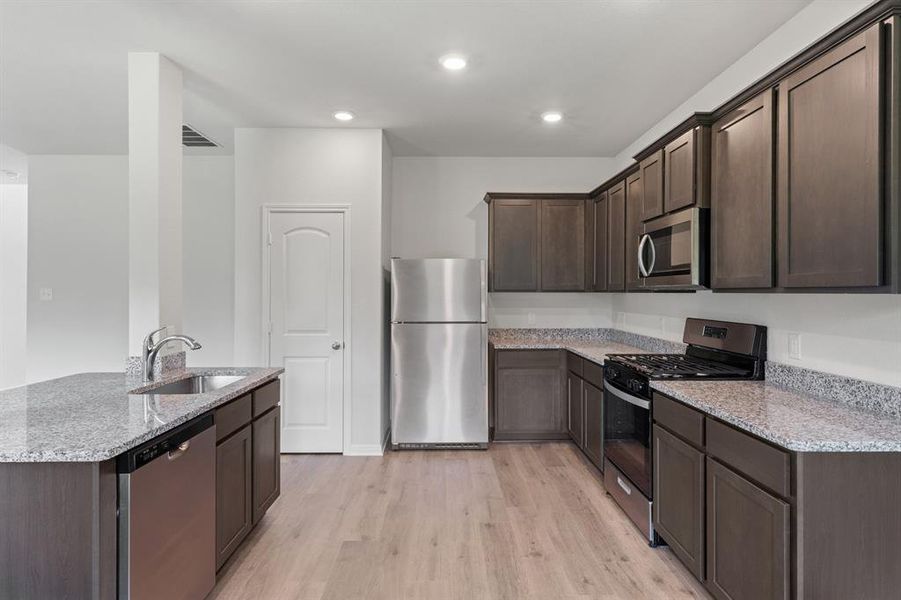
127,53,183,357
0,183,28,389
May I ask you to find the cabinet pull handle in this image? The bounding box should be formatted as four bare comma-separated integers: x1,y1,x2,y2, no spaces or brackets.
616,476,632,496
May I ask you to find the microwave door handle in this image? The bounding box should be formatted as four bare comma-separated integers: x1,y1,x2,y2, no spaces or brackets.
647,235,657,275
638,234,650,277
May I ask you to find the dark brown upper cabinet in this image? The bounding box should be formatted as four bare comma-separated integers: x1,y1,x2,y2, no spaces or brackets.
711,89,775,289
488,198,540,291
541,198,587,291
664,127,710,214
639,149,664,221
486,194,590,292
777,22,883,289
626,171,644,291
592,191,609,291
606,181,626,291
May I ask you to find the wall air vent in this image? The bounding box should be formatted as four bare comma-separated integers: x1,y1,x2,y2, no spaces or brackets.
182,124,219,148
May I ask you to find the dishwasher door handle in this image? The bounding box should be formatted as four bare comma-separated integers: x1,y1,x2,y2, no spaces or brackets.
167,441,190,460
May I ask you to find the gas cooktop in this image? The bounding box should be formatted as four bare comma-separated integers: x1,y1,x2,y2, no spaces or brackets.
605,353,753,379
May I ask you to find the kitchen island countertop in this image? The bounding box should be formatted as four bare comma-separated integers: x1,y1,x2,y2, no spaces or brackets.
0,367,283,463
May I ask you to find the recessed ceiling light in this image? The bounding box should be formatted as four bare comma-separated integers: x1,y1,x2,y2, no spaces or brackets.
440,54,467,71
333,111,355,121
541,111,563,123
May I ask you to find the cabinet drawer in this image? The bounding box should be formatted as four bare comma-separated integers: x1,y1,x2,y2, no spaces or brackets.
706,419,791,498
653,393,704,448
566,352,583,376
215,394,252,442
583,360,604,389
253,381,280,418
604,458,652,542
496,349,562,369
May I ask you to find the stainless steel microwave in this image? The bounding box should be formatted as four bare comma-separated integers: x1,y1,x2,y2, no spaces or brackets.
638,207,709,290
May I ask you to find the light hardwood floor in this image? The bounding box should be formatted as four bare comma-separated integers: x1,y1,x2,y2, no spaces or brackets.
209,443,709,600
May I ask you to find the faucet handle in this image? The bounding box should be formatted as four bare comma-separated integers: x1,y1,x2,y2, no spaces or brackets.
144,325,169,349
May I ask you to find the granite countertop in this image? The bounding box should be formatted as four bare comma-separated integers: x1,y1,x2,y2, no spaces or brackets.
489,327,901,453
488,330,649,364
652,380,901,453
0,367,284,463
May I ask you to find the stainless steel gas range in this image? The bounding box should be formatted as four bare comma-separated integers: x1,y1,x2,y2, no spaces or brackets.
602,318,767,544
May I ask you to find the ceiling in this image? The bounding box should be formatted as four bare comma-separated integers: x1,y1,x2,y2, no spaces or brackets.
0,0,811,157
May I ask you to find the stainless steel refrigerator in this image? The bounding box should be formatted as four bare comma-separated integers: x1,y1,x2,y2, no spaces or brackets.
390,258,488,449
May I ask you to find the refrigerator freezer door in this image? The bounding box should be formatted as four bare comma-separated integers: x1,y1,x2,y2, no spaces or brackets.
391,258,486,323
391,322,488,446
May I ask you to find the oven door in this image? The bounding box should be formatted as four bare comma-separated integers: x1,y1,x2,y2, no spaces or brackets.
603,380,652,498
639,207,709,289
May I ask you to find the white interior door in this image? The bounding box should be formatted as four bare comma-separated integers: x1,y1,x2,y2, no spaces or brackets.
268,211,345,453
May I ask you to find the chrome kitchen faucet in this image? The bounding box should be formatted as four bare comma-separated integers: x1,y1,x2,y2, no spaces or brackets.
142,326,202,381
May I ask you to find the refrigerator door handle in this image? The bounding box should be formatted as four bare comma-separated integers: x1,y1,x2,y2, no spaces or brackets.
481,325,488,385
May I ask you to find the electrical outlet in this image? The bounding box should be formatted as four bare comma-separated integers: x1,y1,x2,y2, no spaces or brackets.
788,333,802,360
527,312,536,325
39,287,53,301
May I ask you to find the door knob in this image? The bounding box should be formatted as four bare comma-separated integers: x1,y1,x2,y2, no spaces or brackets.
331,341,343,350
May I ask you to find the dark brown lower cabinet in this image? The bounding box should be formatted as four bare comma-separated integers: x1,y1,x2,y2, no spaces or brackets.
583,382,604,469
493,350,567,441
567,372,584,447
252,408,281,524
652,425,705,580
706,457,790,600
216,425,253,569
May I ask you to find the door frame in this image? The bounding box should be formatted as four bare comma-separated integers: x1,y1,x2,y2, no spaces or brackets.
260,204,352,455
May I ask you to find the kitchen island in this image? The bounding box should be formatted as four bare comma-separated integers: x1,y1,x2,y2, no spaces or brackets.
0,367,283,600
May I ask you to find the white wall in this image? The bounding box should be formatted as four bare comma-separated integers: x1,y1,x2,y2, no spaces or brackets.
25,154,235,381
182,156,235,366
380,136,393,442
0,184,28,389
27,156,130,382
234,128,388,454
391,156,615,328
612,293,901,388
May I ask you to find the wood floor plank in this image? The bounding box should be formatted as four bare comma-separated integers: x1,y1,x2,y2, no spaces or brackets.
210,443,710,600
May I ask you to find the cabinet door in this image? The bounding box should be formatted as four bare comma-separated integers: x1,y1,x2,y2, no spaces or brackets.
607,182,626,291
664,129,696,213
490,199,540,291
540,199,586,291
567,372,584,447
252,408,280,524
216,425,252,569
495,351,567,440
777,23,883,288
593,192,608,291
640,149,664,220
583,382,604,469
653,425,705,580
706,458,790,600
625,171,644,290
712,90,775,289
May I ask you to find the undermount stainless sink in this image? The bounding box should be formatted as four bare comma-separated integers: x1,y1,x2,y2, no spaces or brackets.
147,375,245,395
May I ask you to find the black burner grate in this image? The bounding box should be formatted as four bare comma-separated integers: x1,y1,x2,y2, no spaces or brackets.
606,354,752,378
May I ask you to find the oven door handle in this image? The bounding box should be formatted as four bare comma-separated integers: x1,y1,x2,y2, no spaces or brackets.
638,234,650,277
604,380,651,410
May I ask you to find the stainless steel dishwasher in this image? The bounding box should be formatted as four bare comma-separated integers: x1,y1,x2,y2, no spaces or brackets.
117,414,216,600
